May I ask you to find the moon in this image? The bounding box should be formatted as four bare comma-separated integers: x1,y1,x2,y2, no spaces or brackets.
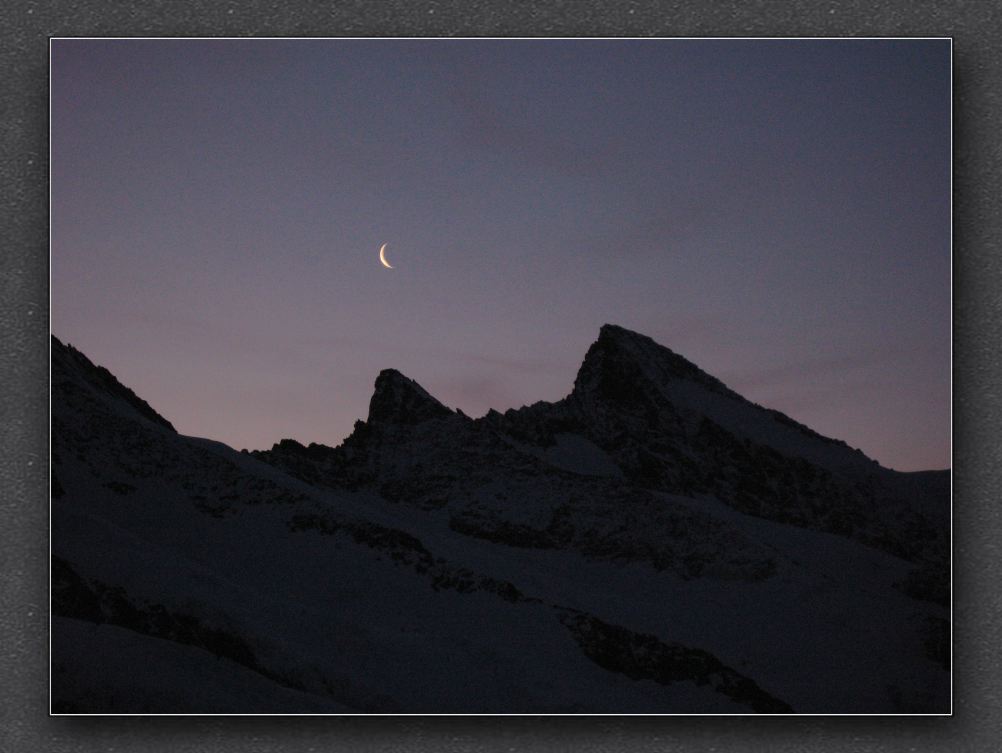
379,243,394,269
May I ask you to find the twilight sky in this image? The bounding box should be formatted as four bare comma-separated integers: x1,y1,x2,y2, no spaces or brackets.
51,39,950,471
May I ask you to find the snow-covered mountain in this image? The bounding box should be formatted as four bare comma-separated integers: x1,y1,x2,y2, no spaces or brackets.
51,325,949,713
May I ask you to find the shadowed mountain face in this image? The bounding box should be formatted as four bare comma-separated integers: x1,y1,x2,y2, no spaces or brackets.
51,326,949,713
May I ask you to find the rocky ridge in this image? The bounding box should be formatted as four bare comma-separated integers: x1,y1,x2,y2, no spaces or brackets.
253,324,948,598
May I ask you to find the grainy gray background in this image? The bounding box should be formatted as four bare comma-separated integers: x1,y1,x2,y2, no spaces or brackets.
2,2,999,751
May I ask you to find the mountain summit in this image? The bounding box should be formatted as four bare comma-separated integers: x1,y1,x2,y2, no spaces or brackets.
50,329,949,713
573,323,737,405
367,368,453,426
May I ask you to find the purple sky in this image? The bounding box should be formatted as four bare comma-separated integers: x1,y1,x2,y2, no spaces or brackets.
51,39,950,471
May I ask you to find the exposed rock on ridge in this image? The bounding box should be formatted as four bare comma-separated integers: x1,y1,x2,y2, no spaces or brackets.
52,335,176,432
367,368,454,426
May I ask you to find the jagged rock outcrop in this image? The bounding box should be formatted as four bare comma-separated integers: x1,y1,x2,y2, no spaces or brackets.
52,335,176,432
477,325,948,584
367,368,454,426
254,325,948,591
574,324,740,406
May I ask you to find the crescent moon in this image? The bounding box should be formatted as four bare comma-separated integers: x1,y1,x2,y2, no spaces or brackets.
379,243,394,269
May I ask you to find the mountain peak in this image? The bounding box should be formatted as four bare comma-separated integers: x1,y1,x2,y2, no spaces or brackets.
597,322,648,342
573,324,734,405
367,369,453,426
52,335,176,432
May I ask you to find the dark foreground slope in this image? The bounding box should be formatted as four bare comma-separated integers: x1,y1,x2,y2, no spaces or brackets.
51,328,949,713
